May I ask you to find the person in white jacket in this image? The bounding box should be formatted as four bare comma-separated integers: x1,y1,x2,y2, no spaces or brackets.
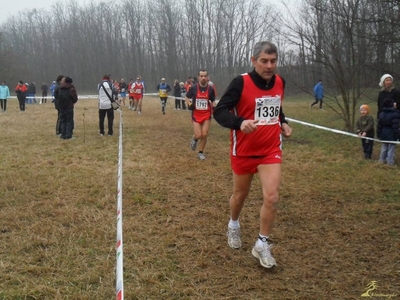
0,81,11,113
98,75,114,136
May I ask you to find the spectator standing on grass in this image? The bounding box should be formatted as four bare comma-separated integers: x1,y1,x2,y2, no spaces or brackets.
27,82,37,104
356,104,374,159
98,75,115,136
310,79,324,109
180,82,187,110
213,41,292,269
156,78,171,115
41,82,48,104
50,81,56,102
54,75,65,135
15,80,27,111
377,74,400,119
186,70,216,160
55,76,78,140
0,81,11,113
377,98,400,166
173,79,181,110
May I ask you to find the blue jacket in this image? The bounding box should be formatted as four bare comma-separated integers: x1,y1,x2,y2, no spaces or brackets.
49,83,56,96
0,85,10,99
377,107,400,141
313,82,324,99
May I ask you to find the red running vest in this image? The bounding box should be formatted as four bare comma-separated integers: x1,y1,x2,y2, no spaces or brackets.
231,74,284,156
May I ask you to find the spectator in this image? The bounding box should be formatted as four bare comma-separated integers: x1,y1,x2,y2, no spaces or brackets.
54,75,65,135
49,81,56,102
41,82,48,104
180,82,187,110
0,81,11,113
377,74,400,119
173,79,181,110
377,98,400,166
15,80,27,111
356,104,374,159
55,76,78,140
27,82,37,104
310,79,324,109
98,75,115,136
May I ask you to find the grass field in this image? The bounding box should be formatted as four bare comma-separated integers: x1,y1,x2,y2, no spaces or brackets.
0,96,399,299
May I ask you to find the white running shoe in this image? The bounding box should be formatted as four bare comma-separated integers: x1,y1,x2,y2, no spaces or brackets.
138,111,141,115
252,241,277,268
227,227,241,249
198,152,206,160
190,137,198,151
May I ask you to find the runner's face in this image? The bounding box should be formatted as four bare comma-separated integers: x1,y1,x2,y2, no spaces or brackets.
252,52,277,81
198,72,208,86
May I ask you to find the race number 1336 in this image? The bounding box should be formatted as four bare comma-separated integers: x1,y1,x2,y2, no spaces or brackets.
254,96,281,125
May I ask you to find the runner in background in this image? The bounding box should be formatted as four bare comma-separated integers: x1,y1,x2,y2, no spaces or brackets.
119,78,127,106
128,79,135,110
131,76,145,115
185,70,216,160
156,78,171,115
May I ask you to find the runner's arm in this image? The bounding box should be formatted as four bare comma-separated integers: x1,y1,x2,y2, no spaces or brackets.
213,76,245,130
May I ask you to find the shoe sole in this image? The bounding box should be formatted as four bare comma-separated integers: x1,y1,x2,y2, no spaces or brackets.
251,247,277,268
228,241,241,249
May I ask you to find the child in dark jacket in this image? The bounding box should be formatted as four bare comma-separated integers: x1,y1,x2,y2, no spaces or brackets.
356,104,374,159
377,99,400,165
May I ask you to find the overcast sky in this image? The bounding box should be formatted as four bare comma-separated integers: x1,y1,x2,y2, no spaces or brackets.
0,0,299,26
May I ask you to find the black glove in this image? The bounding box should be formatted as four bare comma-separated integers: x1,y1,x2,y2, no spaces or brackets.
188,103,195,110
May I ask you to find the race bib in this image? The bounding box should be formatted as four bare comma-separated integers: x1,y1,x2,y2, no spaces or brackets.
135,89,141,94
254,96,281,125
195,99,208,110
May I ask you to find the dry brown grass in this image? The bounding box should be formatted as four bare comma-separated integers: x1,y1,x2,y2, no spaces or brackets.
0,96,399,299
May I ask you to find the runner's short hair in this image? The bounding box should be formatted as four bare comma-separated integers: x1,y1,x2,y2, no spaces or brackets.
253,41,278,60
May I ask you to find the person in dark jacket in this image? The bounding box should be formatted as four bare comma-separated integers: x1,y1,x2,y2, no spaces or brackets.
27,82,37,104
54,76,78,139
356,104,374,159
173,79,182,110
377,98,400,165
377,74,400,119
53,75,64,135
41,82,48,104
15,80,27,111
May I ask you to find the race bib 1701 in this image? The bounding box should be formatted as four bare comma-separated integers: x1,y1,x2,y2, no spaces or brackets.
254,96,281,125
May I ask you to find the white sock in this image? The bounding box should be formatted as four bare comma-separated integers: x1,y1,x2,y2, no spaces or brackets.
256,234,269,247
228,219,240,229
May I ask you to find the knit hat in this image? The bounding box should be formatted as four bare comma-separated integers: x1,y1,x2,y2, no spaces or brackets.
360,104,370,114
383,98,394,108
65,76,73,84
379,74,393,87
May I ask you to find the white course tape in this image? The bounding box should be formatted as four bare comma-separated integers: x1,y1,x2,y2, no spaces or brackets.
287,117,400,145
116,109,124,300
